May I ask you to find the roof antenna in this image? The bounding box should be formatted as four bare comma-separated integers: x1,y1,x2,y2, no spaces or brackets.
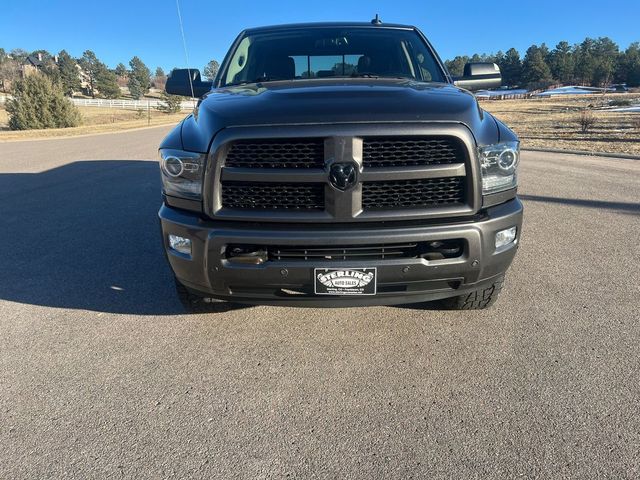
371,14,382,25
175,0,197,110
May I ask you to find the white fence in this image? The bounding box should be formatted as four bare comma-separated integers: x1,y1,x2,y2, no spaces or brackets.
69,98,195,110
0,94,195,110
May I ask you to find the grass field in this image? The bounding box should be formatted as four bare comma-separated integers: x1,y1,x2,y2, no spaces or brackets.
0,106,186,141
481,93,640,156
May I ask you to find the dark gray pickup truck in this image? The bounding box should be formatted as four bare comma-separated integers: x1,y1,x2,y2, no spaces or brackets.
159,20,523,311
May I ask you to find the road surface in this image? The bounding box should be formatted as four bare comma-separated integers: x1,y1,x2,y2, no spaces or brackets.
1,128,639,479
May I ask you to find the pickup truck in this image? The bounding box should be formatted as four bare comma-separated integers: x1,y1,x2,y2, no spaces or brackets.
159,20,523,311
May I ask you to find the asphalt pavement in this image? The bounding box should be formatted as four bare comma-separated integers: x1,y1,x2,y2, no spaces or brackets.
1,127,639,479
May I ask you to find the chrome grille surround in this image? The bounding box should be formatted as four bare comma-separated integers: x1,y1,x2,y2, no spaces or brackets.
205,124,480,223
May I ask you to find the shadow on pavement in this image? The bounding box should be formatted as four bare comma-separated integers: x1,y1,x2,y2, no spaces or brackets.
0,160,189,315
519,194,640,215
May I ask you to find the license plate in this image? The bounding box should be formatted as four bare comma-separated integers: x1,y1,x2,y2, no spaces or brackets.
314,268,377,295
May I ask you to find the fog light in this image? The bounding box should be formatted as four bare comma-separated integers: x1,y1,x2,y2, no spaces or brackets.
168,234,192,256
495,227,517,249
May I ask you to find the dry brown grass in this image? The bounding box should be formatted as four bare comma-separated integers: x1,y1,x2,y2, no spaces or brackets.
481,93,640,156
2,95,639,154
0,106,186,141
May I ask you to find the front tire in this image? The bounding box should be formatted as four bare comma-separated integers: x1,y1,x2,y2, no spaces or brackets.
442,275,505,310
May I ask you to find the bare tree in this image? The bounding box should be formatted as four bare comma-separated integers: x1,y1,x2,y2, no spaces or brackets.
578,110,596,134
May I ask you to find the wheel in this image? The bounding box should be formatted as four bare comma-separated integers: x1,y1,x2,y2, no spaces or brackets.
174,277,233,313
442,275,505,310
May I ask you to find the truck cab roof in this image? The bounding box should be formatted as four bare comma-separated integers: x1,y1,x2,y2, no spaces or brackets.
243,22,417,34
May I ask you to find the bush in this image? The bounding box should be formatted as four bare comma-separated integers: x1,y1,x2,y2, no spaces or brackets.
156,91,183,114
609,98,632,107
7,74,80,130
578,110,596,133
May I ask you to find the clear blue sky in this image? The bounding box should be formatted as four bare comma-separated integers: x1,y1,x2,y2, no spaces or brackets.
1,0,638,72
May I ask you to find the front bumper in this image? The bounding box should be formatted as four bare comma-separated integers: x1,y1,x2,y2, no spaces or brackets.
159,198,523,307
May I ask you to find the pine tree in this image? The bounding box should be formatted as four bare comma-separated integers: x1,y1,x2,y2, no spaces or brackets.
549,41,574,84
57,50,81,96
592,37,619,86
6,74,81,130
79,50,100,98
115,63,128,78
156,90,183,113
574,39,597,85
619,42,640,87
95,64,120,98
128,56,151,99
499,48,523,87
521,45,553,89
445,56,469,77
203,60,220,80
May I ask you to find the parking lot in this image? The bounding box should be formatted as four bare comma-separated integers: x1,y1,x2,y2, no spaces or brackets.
1,127,639,478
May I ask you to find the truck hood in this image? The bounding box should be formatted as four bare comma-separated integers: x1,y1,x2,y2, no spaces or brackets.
178,79,501,152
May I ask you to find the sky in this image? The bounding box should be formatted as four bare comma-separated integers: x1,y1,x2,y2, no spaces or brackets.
1,0,638,73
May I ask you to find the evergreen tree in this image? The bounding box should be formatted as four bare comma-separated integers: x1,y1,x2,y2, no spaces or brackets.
128,56,151,99
155,66,165,78
6,74,81,130
521,45,553,89
444,56,469,77
115,62,128,77
156,90,183,113
57,50,81,96
573,39,597,85
30,49,53,63
41,60,61,85
499,48,523,87
10,48,29,62
592,37,619,86
619,42,640,87
203,60,220,80
128,77,143,100
95,64,120,98
79,50,100,97
549,41,574,84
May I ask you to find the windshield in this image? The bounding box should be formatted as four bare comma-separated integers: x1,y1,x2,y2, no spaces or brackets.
222,27,445,87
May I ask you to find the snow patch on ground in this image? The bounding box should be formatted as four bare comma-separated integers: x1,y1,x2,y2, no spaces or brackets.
535,86,608,96
475,88,528,98
608,106,640,112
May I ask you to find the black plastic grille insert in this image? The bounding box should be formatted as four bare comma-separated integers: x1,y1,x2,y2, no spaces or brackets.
221,182,325,210
225,139,325,169
363,136,465,168
268,243,419,261
362,177,465,210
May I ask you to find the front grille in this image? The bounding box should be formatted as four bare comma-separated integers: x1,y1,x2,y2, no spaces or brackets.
221,182,325,210
362,178,465,210
363,137,464,168
267,243,419,261
215,131,474,220
225,139,325,169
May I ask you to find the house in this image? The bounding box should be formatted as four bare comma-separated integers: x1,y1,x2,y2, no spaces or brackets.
21,54,44,77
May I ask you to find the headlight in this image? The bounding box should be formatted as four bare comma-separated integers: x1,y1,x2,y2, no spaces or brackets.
159,149,205,200
478,141,519,195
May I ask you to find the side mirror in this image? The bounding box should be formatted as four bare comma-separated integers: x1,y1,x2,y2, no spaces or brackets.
453,63,502,91
166,69,213,97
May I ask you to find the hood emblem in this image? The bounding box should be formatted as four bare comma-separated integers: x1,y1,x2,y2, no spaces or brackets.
329,162,358,191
